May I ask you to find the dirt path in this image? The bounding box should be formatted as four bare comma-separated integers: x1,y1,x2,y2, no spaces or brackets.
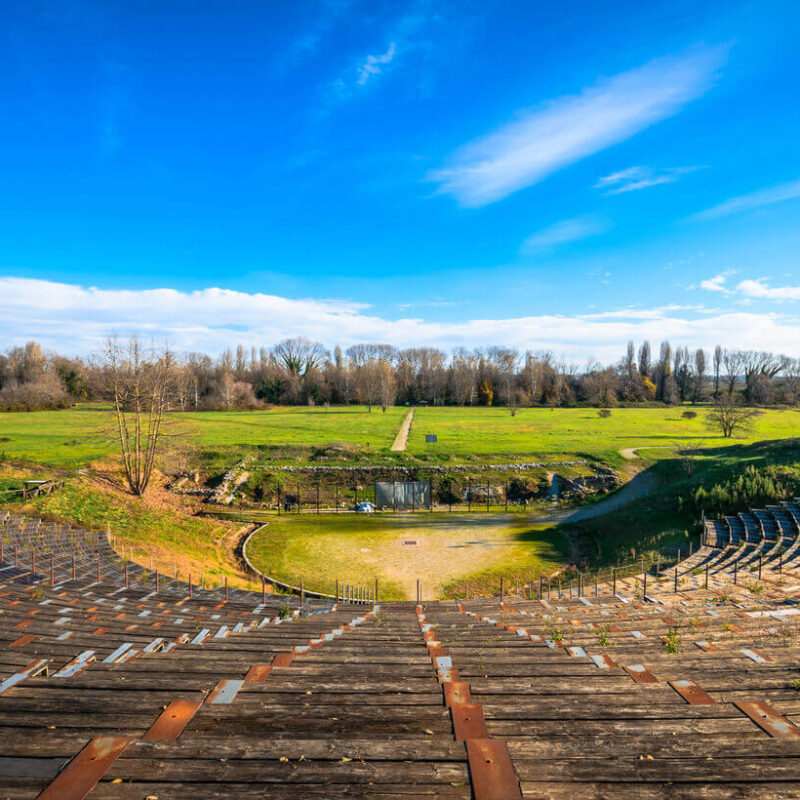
529,468,659,526
390,408,415,452
619,447,640,460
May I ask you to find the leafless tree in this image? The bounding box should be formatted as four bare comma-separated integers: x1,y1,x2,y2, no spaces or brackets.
722,349,743,396
102,336,176,496
274,337,329,375
706,393,756,438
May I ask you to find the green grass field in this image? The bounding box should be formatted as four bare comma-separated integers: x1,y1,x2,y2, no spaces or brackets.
244,513,568,601
408,406,800,462
0,402,797,468
0,404,407,467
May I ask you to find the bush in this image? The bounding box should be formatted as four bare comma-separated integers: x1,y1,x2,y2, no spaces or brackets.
681,410,698,420
597,408,612,418
0,375,70,411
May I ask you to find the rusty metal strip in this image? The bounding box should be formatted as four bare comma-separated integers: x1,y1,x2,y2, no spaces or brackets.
741,648,769,664
443,681,472,708
590,654,616,669
735,701,800,738
143,698,202,740
451,703,489,741
205,678,244,705
669,679,716,705
272,652,294,667
465,738,522,800
694,640,717,652
245,664,271,682
53,650,96,678
10,635,34,647
622,664,658,684
36,736,132,800
14,618,33,629
0,658,48,694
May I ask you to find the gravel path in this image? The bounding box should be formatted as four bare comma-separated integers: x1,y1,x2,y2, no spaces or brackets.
619,447,640,460
390,408,415,452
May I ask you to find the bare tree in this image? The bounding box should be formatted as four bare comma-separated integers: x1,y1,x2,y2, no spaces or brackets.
102,336,176,496
722,349,743,396
706,394,756,438
693,348,706,404
713,345,722,398
274,337,329,375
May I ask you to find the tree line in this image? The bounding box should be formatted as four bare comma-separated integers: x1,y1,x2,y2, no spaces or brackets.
2,337,799,412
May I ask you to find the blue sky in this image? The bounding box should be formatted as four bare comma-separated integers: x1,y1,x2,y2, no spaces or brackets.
2,0,800,360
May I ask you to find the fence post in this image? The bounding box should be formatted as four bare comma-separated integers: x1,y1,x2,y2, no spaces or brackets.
32,549,36,576
505,481,508,513
125,563,129,589
189,574,192,599
538,576,543,600
225,576,229,601
300,580,305,609
335,579,339,603
96,559,100,583
547,579,551,600
500,576,504,600
72,554,76,581
612,568,616,596
317,480,320,514
50,555,54,585
14,544,17,569
642,570,647,598
690,541,693,556
416,579,420,604
704,564,709,589
375,578,379,602
262,577,266,604
734,560,738,584
468,479,471,512
758,555,762,581
674,567,678,593
779,551,783,573
515,578,519,598
155,569,159,593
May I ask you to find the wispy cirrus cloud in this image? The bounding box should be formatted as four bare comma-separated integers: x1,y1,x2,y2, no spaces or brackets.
429,45,728,207
692,177,800,221
521,216,609,253
4,277,800,363
594,165,702,195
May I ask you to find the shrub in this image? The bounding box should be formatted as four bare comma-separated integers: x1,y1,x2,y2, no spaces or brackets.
597,408,612,418
681,410,698,420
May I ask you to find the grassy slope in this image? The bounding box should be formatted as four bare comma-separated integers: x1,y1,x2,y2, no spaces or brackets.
562,438,800,569
409,406,800,464
12,477,258,590
244,512,569,601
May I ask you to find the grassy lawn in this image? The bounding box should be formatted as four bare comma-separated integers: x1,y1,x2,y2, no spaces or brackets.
408,406,800,463
0,403,407,467
244,512,569,601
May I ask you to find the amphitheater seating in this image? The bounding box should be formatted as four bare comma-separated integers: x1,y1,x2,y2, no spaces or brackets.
2,512,800,797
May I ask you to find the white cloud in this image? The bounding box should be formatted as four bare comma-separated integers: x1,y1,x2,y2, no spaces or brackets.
356,42,397,85
4,277,800,363
594,165,702,194
521,216,609,253
736,279,800,301
699,273,731,293
692,177,800,220
429,45,727,207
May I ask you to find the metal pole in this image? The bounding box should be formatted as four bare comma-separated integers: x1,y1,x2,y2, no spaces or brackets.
155,569,159,593
642,571,647,598
733,559,738,584
468,478,471,512
547,579,551,599
72,554,76,581
14,544,17,568
704,564,709,589
612,568,616,596
758,555,762,581
515,578,519,598
96,559,100,583
32,549,36,575
500,576,504,600
674,567,678,593
316,480,320,515
225,576,229,601
262,577,266,603
300,580,305,609
335,578,339,603
335,486,338,512
50,555,54,585
416,578,420,604
125,563,129,589
779,552,783,573
538,576,543,599
189,574,192,599
505,481,508,513
375,578,379,602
